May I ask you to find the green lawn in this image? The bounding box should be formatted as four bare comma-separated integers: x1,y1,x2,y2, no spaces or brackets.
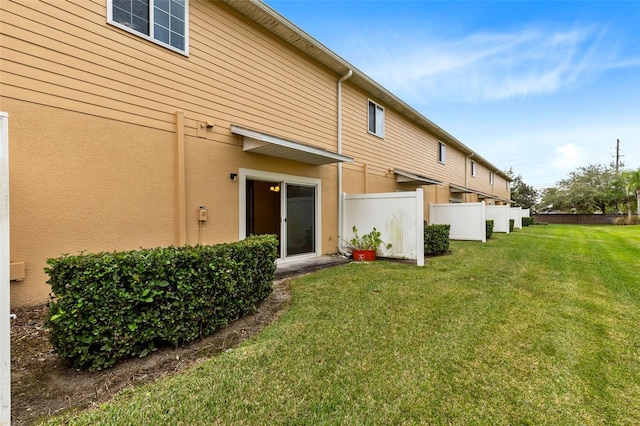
44,225,640,425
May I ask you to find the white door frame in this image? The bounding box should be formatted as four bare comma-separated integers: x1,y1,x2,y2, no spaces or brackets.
238,168,322,262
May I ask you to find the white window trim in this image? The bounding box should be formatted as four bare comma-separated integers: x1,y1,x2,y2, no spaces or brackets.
438,141,446,164
490,172,494,185
367,99,385,138
107,0,190,56
471,161,476,178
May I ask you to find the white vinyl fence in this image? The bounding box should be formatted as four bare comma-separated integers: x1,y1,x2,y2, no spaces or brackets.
429,202,486,242
522,208,530,218
486,205,511,233
343,189,424,266
510,207,523,229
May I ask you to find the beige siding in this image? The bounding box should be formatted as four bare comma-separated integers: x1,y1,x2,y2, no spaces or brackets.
494,175,511,200
340,86,466,192
469,162,495,194
1,0,339,147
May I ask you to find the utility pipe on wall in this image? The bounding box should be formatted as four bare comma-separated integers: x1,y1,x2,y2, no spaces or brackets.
175,111,187,246
337,69,352,249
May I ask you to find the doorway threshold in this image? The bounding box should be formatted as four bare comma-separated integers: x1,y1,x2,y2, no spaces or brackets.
274,254,350,280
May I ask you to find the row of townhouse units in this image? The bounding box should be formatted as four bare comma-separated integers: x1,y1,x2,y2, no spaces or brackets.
1,0,511,308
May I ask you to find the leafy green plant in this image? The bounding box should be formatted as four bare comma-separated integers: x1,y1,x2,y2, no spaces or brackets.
424,224,450,255
509,219,515,232
343,226,391,253
45,235,278,370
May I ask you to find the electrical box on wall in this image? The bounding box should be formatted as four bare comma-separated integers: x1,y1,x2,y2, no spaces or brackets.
10,261,25,281
198,206,208,222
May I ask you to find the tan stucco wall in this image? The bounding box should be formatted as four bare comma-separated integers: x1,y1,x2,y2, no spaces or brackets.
8,100,177,306
7,97,343,308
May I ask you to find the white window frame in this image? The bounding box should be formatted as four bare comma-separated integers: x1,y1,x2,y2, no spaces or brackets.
471,161,476,177
438,141,446,164
367,100,385,138
490,172,494,185
107,0,189,56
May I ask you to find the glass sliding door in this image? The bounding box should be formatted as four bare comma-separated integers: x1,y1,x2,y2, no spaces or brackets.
285,183,315,257
239,169,321,261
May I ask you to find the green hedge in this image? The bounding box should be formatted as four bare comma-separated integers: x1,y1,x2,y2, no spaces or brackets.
509,219,515,232
522,217,533,226
424,224,451,255
486,220,494,239
45,235,278,370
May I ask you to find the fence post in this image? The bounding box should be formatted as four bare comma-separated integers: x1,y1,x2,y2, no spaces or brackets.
416,189,424,266
0,112,10,426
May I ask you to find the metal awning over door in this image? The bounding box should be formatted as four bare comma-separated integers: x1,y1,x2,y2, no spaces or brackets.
449,183,513,204
394,169,443,185
231,125,354,166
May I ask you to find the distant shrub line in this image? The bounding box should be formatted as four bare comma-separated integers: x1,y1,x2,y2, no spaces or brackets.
613,216,640,225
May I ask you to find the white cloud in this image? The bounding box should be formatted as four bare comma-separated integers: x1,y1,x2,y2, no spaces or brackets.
467,123,640,189
345,23,633,103
552,143,582,170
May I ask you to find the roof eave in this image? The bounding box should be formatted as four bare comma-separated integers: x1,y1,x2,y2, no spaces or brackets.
217,0,511,182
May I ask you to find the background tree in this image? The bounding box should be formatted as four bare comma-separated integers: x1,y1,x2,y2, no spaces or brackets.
535,164,623,214
620,168,640,217
506,168,538,209
538,187,569,212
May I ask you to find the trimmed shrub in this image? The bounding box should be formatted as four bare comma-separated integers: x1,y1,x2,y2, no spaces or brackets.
45,235,278,370
486,220,494,239
522,217,533,227
509,219,515,232
424,224,450,255
614,216,640,225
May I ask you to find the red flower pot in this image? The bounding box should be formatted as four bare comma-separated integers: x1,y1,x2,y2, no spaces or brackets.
352,250,376,261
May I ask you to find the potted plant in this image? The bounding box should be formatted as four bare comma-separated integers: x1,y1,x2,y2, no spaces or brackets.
344,226,392,261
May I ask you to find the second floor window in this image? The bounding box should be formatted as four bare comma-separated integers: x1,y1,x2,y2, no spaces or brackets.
471,161,476,177
438,142,446,164
109,0,188,55
368,100,384,137
490,172,494,184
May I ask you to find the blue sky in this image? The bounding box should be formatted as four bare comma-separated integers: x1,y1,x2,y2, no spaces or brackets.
264,0,640,189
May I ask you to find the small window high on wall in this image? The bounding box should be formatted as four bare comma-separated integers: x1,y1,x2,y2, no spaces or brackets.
438,142,446,164
108,0,189,55
368,100,384,137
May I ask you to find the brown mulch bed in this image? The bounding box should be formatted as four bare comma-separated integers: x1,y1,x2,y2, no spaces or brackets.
10,279,291,425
